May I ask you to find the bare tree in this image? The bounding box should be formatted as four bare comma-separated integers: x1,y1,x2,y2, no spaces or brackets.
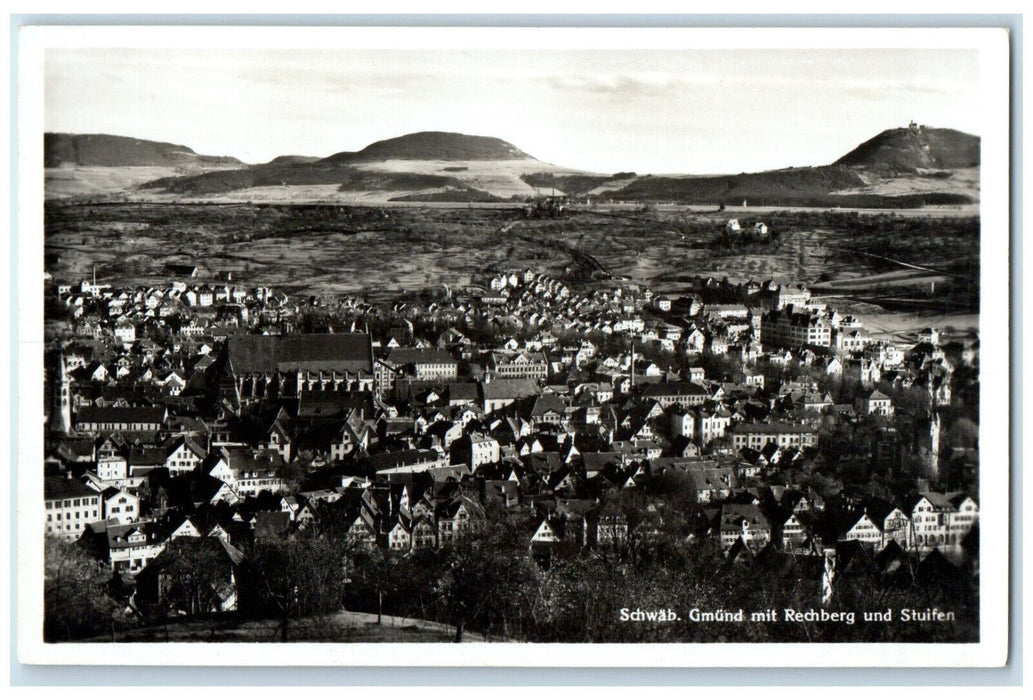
44,536,120,642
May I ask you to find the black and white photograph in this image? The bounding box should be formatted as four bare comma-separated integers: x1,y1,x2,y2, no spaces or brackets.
15,23,1011,668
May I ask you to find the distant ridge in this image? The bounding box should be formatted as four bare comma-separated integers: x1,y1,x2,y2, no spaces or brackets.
47,125,981,207
320,131,532,164
264,155,321,166
834,126,980,170
45,133,243,168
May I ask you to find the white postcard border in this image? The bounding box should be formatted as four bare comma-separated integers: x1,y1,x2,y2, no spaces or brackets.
15,24,1012,668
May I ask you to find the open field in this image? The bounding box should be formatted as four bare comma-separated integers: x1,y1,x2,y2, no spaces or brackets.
46,166,206,199
45,202,980,325
46,203,563,299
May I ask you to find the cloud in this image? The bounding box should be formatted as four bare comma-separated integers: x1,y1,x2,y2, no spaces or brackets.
545,74,698,99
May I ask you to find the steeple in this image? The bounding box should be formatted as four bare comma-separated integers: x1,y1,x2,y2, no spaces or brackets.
51,354,72,434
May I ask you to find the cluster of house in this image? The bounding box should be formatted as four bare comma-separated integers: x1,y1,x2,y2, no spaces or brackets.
724,218,769,238
43,267,977,614
702,485,978,557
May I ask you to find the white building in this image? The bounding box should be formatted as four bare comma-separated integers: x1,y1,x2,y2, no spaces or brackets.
45,477,102,540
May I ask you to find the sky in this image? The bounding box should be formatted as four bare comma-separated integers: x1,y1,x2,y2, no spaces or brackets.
44,47,982,174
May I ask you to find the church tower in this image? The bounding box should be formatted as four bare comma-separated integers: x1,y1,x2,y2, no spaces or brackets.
51,354,72,434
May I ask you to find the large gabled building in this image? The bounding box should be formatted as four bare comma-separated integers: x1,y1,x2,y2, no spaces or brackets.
222,333,374,408
729,422,819,451
487,350,548,380
760,304,833,350
375,347,459,397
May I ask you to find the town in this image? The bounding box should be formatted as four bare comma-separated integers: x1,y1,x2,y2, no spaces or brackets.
42,236,981,643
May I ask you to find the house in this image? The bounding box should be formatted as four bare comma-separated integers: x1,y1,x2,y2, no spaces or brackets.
100,487,140,525
907,492,978,550
114,319,136,344
385,516,413,552
436,497,483,547
221,447,289,498
346,509,379,549
447,382,480,407
530,518,562,547
101,521,167,574
839,510,884,549
459,433,500,469
411,518,437,551
856,389,894,417
528,393,567,426
481,378,541,414
684,463,738,503
867,500,911,550
45,476,102,540
127,447,170,481
262,420,293,462
781,511,818,553
96,455,129,483
715,503,771,553
694,406,732,446
760,305,832,350
844,357,882,387
330,419,374,461
585,501,628,547
164,435,206,477
196,286,215,307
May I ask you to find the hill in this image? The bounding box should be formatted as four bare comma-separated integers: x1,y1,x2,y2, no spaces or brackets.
592,126,979,206
834,126,980,170
604,166,869,206
48,125,981,206
264,155,321,166
322,131,532,164
45,133,243,168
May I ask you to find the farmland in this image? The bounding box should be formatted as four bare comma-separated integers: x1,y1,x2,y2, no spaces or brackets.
45,201,979,337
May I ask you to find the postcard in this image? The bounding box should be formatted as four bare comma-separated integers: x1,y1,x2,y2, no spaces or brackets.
15,23,1011,668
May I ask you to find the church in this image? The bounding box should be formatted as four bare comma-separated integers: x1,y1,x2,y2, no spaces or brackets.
222,333,375,408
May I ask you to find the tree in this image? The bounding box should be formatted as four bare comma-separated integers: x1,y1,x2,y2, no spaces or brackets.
350,547,400,625
44,536,120,642
157,536,236,618
245,533,350,641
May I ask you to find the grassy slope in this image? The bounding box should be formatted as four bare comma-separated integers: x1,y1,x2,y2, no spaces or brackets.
97,610,491,643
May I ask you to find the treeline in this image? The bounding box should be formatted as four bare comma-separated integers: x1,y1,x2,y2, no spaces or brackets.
45,492,978,643
311,504,977,643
